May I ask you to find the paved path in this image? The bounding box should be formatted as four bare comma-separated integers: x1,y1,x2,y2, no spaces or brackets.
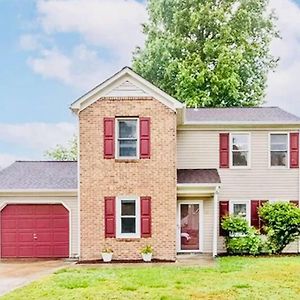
0,260,70,297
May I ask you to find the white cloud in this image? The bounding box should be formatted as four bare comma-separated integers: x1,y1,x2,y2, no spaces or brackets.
23,0,147,90
36,0,146,59
19,34,41,51
0,122,76,151
28,45,115,89
266,0,300,115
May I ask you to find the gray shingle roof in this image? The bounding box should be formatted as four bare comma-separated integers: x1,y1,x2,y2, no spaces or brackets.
185,107,300,123
177,169,221,184
0,161,77,190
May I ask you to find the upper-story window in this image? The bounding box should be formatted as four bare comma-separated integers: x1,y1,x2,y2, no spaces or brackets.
270,133,288,167
116,118,139,159
231,133,250,167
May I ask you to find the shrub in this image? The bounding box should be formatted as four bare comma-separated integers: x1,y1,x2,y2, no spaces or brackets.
259,202,300,253
222,216,263,255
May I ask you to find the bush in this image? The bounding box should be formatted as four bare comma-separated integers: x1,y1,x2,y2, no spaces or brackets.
259,202,300,253
222,216,263,255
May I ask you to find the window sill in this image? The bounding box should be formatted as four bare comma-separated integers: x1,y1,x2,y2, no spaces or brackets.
115,238,141,242
115,159,140,163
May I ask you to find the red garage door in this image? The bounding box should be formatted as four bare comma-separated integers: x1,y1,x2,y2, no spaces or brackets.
1,204,69,258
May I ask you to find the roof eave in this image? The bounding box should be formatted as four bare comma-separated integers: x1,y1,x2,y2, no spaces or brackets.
70,67,185,114
0,189,78,197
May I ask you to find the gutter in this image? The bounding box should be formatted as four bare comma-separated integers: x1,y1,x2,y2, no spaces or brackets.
0,189,78,197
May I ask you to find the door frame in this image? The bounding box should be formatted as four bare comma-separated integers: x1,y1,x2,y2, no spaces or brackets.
177,200,204,253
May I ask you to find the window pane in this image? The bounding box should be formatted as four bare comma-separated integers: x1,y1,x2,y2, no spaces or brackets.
232,135,248,151
119,140,137,157
232,151,248,166
271,134,287,151
271,151,287,166
121,218,136,233
119,120,137,139
233,204,247,218
121,200,135,216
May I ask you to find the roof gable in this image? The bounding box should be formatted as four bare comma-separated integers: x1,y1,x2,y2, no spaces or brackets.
70,67,184,113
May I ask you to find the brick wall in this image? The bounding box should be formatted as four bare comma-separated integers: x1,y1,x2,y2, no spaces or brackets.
79,97,177,260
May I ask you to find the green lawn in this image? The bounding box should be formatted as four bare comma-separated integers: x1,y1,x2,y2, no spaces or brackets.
2,256,300,300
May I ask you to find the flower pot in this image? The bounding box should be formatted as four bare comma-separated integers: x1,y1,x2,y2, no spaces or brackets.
142,253,152,262
102,252,113,262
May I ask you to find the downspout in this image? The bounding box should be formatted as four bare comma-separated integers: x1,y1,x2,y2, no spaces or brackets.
77,112,81,259
213,186,220,257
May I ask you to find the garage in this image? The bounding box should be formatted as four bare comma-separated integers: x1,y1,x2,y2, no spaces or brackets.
1,204,69,258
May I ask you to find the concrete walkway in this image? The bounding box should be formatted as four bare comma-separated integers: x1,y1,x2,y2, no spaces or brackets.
0,260,70,297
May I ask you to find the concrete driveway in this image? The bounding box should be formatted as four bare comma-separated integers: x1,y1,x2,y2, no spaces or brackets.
0,260,70,297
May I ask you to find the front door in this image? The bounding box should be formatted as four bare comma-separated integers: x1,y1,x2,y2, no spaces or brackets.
178,202,202,252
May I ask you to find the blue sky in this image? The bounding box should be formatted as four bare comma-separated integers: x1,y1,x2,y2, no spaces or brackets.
0,0,299,167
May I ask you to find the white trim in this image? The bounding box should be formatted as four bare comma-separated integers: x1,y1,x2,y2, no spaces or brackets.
177,200,204,253
116,196,140,239
177,183,221,187
0,200,72,258
183,121,300,126
177,184,220,197
229,200,251,224
77,118,81,258
0,189,77,197
268,132,289,169
229,132,251,169
212,188,219,257
70,67,184,113
115,117,140,160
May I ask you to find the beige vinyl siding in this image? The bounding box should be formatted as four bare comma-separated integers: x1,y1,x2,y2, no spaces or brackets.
106,80,148,97
0,196,79,258
203,199,213,253
178,129,299,253
177,130,299,199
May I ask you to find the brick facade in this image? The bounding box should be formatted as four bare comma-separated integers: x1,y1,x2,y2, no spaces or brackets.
79,97,177,260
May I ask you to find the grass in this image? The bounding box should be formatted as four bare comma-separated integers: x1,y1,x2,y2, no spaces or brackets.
2,256,300,300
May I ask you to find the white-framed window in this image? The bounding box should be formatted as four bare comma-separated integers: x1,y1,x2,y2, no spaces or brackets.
269,133,289,167
229,200,250,223
116,196,140,238
116,118,139,159
230,133,250,168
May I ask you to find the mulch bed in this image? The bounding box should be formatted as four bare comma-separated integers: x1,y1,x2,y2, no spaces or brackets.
77,258,175,264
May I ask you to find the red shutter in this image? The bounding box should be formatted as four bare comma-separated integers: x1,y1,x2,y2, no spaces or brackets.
219,133,229,168
103,117,115,159
104,197,115,238
251,200,260,229
290,200,299,207
140,196,151,237
219,201,229,236
290,132,299,168
251,200,268,232
140,117,151,159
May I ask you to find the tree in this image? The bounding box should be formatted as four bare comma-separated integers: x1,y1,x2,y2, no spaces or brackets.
259,202,300,254
133,0,279,108
45,135,78,161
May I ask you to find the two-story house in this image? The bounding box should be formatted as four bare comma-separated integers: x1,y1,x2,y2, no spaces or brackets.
0,67,299,260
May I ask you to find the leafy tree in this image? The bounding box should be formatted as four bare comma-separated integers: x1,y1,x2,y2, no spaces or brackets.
259,202,300,254
133,0,279,107
45,135,78,161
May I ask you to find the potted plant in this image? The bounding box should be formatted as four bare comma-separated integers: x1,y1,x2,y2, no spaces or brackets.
140,245,153,262
101,247,113,262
